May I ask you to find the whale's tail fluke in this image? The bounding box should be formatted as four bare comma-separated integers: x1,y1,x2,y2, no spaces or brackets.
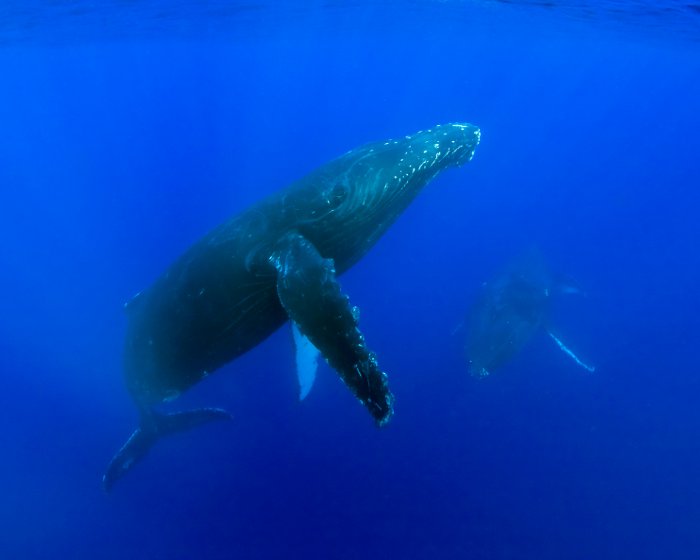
103,407,231,492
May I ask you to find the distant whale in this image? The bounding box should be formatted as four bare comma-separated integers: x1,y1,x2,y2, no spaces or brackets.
466,249,595,378
104,123,481,490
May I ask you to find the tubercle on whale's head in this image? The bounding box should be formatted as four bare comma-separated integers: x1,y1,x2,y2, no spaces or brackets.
405,122,481,169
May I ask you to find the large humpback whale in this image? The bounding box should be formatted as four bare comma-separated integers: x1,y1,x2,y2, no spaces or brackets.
104,123,481,490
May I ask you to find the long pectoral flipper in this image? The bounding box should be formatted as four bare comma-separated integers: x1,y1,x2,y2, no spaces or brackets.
271,231,394,425
547,330,596,373
292,322,320,400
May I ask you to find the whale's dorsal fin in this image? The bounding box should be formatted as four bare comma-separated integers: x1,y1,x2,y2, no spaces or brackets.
292,322,320,400
123,291,144,315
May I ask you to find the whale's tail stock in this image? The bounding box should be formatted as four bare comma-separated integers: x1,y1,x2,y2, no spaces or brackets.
103,407,231,491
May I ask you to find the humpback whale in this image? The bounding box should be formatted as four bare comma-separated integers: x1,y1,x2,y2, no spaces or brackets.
466,249,595,378
104,122,481,490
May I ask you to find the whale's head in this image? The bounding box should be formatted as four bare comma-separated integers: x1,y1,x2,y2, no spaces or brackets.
402,122,481,171
362,122,481,202
305,122,481,271
355,122,480,207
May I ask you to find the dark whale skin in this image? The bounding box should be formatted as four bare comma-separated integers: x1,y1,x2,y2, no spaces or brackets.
124,123,481,408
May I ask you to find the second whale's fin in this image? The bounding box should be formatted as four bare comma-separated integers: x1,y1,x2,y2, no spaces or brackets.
271,231,394,426
546,330,596,373
292,322,320,400
103,407,231,492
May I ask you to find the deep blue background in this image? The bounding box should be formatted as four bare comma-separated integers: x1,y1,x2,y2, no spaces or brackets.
1,3,699,559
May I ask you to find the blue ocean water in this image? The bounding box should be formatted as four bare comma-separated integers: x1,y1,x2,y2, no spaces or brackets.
1,1,699,558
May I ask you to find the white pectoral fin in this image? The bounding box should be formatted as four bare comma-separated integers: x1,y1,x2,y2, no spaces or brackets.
292,322,320,400
547,330,596,373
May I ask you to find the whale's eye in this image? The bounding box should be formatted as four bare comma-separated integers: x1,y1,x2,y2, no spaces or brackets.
325,183,348,210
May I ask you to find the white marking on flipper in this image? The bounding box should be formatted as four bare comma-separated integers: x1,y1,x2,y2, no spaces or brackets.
292,322,321,400
547,330,596,373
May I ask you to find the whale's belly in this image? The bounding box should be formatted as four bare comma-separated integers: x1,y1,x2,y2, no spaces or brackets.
123,226,289,404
